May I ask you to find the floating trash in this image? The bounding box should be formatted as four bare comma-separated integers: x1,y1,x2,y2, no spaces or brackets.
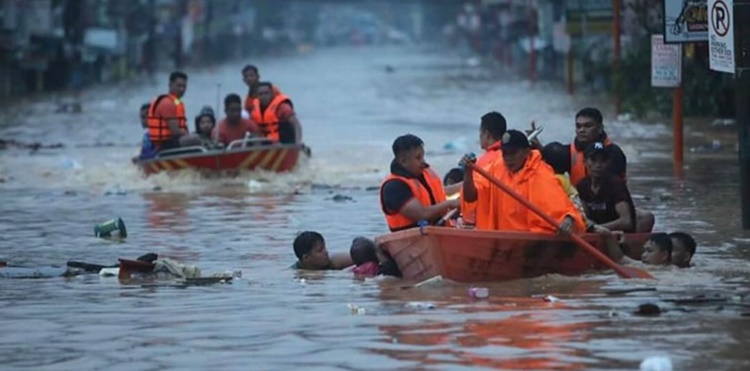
640,355,673,371
405,301,436,310
94,217,127,239
467,287,489,299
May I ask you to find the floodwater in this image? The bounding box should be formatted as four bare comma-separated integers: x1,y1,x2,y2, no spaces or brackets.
1,45,749,370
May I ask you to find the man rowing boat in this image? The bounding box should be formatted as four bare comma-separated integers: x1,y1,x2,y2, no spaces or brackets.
461,130,585,234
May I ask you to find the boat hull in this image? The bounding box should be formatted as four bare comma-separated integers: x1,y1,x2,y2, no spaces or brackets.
136,144,304,175
376,227,653,282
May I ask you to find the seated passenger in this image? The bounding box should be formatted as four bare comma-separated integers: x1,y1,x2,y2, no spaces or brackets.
576,142,637,233
669,231,697,268
194,106,220,148
250,82,301,144
136,103,157,161
542,141,593,231
290,231,353,270
380,134,459,232
147,71,202,152
212,94,261,147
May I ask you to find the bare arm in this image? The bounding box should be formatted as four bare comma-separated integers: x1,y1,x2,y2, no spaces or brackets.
461,167,478,202
287,114,302,143
599,229,625,262
444,182,462,196
330,252,354,269
400,198,459,223
599,202,634,232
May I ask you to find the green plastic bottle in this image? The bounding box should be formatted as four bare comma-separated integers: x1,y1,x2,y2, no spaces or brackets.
94,217,127,238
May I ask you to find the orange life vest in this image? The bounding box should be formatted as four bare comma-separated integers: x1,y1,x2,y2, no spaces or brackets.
147,94,187,145
380,168,447,232
245,85,282,113
250,94,292,142
569,137,612,185
460,141,501,227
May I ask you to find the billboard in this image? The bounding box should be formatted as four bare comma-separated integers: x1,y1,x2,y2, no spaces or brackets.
664,0,709,43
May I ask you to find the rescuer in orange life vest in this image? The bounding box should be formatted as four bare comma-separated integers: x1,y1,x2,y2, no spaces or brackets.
529,107,654,232
458,111,507,229
242,64,282,114
461,130,585,235
146,71,201,152
250,82,302,144
380,134,459,232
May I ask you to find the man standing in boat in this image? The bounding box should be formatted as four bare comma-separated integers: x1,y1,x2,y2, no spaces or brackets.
242,64,282,114
380,134,459,232
462,130,585,234
459,111,506,229
250,82,302,144
212,94,261,147
146,71,202,152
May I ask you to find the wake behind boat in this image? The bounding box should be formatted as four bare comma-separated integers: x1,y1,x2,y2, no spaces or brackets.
135,137,308,176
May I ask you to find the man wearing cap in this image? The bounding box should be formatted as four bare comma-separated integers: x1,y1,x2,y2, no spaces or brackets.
462,130,585,234
576,142,637,233
459,111,507,229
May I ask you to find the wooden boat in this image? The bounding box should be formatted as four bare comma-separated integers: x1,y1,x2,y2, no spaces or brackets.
135,137,307,175
376,226,653,282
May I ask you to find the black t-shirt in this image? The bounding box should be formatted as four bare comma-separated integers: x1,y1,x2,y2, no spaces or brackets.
569,135,628,179
380,161,438,219
576,175,636,232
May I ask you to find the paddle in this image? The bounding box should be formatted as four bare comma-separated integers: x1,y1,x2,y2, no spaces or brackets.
467,163,655,280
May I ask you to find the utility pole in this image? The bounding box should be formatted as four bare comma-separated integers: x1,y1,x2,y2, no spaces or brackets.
735,0,750,228
613,0,622,117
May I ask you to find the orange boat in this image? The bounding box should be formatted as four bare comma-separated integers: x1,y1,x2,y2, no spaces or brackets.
376,226,652,282
135,138,307,175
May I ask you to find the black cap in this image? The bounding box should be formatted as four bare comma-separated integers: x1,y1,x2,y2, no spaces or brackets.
501,130,530,150
584,141,610,159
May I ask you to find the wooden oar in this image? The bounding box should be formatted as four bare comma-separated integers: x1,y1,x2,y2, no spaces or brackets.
468,163,655,280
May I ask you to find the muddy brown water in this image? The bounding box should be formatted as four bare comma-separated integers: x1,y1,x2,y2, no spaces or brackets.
1,45,748,370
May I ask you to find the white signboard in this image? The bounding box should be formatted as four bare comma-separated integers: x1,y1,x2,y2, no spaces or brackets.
708,0,735,73
664,0,709,43
651,35,683,87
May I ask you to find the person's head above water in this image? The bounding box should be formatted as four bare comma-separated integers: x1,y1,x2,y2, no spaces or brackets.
350,237,378,266
293,231,331,270
669,231,696,268
641,233,673,265
392,134,426,177
541,141,568,175
575,107,604,144
479,111,507,150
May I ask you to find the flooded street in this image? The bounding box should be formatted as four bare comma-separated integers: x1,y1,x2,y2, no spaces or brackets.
1,45,749,370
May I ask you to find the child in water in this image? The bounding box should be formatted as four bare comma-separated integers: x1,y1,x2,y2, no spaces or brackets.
350,237,380,276
349,236,403,277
